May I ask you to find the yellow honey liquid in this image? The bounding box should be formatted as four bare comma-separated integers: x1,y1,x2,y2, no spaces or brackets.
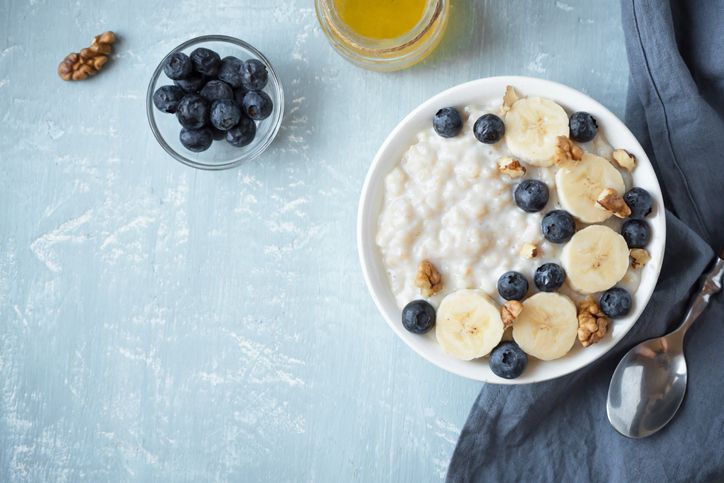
333,0,428,40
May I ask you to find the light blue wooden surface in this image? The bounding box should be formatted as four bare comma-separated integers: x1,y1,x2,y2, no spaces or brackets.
0,1,628,481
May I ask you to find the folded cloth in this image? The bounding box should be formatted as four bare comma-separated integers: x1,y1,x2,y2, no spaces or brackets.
446,1,724,481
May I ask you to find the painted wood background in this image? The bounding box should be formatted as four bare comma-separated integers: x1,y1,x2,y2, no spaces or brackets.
0,0,628,481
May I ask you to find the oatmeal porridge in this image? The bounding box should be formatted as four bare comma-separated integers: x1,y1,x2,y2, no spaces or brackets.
375,86,654,377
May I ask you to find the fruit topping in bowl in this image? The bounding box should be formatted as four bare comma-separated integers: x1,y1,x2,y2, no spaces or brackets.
489,341,528,379
435,290,504,361
514,179,549,213
433,107,463,138
402,299,437,334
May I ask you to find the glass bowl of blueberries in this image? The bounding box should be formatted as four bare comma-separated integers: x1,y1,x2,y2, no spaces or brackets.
146,35,284,170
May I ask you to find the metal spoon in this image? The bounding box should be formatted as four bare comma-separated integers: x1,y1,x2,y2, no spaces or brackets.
607,251,724,438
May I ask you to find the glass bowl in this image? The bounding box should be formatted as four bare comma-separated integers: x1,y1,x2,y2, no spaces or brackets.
146,35,284,170
315,0,449,72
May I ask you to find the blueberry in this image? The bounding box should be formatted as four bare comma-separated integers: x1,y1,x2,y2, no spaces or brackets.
210,127,226,141
241,59,269,91
200,80,233,102
242,90,273,120
217,56,244,88
226,116,256,147
174,72,206,93
514,179,549,213
210,99,242,131
179,127,213,152
534,263,566,292
599,287,632,318
473,113,505,144
621,219,651,248
624,187,653,218
489,341,528,379
541,210,576,243
152,85,185,113
163,52,193,80
569,111,598,143
401,300,436,334
497,271,529,301
176,94,210,129
433,107,463,138
190,47,221,76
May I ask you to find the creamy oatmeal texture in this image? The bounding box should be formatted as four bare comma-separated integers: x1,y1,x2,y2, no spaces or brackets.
377,103,553,308
376,102,639,310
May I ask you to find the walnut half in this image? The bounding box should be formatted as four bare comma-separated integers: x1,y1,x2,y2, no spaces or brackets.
612,149,636,172
58,31,116,81
415,260,443,297
577,298,609,347
500,85,520,114
630,248,651,269
555,136,583,165
497,157,526,178
596,188,632,218
501,300,523,329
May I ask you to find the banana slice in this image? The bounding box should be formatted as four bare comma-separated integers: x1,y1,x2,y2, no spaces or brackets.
556,152,625,223
436,289,505,361
512,292,578,361
561,225,630,294
505,97,570,166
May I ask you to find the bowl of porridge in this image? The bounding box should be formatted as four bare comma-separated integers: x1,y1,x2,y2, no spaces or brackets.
357,76,666,383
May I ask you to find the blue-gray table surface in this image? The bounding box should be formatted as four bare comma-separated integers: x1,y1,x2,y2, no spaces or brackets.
0,1,628,481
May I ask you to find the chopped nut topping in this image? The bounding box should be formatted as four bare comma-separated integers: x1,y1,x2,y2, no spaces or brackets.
612,149,636,172
596,188,632,218
519,243,538,259
501,300,523,329
577,298,609,347
415,260,443,297
58,31,116,81
554,136,583,164
500,85,519,114
497,157,527,178
630,248,651,269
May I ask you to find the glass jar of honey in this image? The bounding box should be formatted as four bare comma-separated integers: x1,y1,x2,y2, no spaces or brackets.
315,0,449,72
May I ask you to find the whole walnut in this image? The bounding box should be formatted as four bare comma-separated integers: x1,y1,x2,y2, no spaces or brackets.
58,31,116,81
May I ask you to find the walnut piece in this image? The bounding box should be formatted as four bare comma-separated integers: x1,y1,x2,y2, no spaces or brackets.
500,85,519,114
415,260,443,297
58,31,116,81
497,157,526,178
577,298,609,347
519,243,538,259
554,136,583,164
612,149,636,172
630,248,651,269
501,300,523,329
596,188,632,218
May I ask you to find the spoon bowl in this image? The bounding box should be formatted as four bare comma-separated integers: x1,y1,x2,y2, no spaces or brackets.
607,334,687,438
607,254,723,438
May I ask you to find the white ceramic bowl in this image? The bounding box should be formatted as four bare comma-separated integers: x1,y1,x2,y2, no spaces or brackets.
357,76,666,384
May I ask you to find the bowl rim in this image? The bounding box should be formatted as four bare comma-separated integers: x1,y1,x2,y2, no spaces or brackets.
146,34,284,171
356,75,667,384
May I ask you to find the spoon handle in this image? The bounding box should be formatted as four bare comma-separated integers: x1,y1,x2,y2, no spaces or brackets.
675,255,724,336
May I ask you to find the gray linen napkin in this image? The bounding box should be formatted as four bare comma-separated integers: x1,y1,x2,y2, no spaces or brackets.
446,1,724,481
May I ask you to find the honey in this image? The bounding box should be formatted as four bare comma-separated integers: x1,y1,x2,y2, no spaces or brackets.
332,0,428,40
315,0,449,72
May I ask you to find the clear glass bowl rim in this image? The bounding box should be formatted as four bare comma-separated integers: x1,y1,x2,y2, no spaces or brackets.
146,34,284,171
